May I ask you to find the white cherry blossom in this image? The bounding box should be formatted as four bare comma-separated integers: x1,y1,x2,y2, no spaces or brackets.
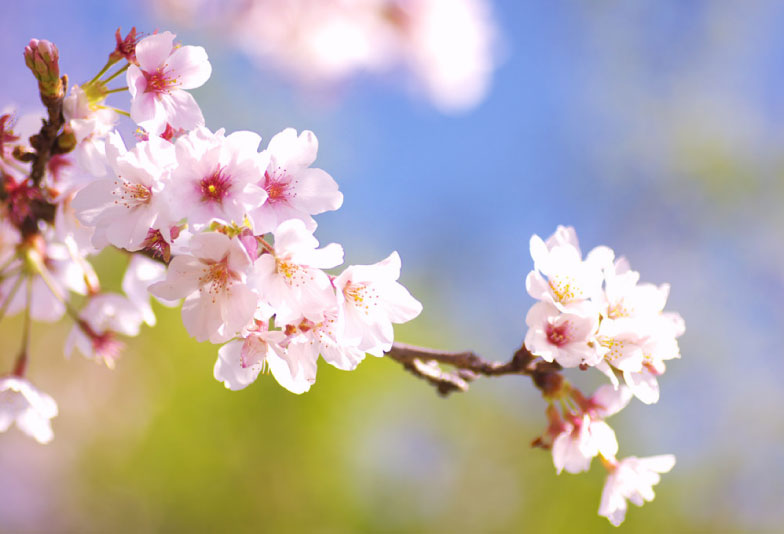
526,228,612,315
64,293,144,368
249,128,342,234
167,127,269,229
127,31,212,135
599,455,676,526
73,135,177,251
62,84,117,179
524,301,600,368
149,232,257,343
0,376,58,444
214,328,314,394
253,219,343,325
288,310,366,372
334,251,422,357
552,414,618,474
122,254,169,327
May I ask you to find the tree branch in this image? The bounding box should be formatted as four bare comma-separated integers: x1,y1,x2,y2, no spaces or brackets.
385,341,563,397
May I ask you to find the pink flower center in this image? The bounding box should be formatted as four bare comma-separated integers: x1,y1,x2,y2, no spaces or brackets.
144,67,178,95
199,258,237,301
344,282,378,314
113,179,152,208
276,258,307,287
546,322,571,347
199,168,232,204
263,169,295,205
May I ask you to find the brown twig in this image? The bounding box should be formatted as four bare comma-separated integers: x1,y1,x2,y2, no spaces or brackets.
385,341,563,397
29,74,67,187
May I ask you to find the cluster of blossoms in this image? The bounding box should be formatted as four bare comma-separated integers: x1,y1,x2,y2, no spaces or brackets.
524,226,682,526
0,29,682,529
154,0,498,112
0,30,421,443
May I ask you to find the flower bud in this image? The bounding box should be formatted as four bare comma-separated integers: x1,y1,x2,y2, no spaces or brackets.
24,39,63,101
54,129,77,154
109,27,139,63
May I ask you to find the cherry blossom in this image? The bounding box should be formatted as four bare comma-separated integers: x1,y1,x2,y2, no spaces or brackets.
127,31,212,135
526,228,611,315
121,254,169,327
149,232,257,343
214,328,315,394
551,414,618,474
0,376,58,444
599,455,676,526
253,219,343,325
62,84,117,179
64,293,144,367
249,128,342,234
524,301,600,368
72,135,177,250
167,127,269,229
334,251,423,356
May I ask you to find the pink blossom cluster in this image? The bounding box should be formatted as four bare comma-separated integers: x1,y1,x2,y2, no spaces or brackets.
525,226,682,526
153,0,499,112
0,30,420,443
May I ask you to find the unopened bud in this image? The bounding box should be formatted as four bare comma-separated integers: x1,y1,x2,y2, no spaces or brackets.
24,39,63,101
54,129,77,154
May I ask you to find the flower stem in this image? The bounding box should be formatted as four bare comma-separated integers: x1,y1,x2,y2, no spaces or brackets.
102,63,129,84
103,86,128,95
0,273,24,326
12,276,32,377
86,59,118,87
96,105,130,117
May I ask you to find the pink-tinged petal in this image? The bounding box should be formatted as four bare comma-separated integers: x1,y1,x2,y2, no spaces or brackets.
525,271,550,301
227,237,253,273
529,234,550,270
623,369,660,404
552,431,591,474
586,245,615,271
595,360,620,388
590,421,619,458
148,255,204,300
166,45,211,89
190,232,231,263
132,94,166,134
72,179,118,225
181,294,222,342
545,226,580,251
267,128,318,169
592,384,633,418
295,167,343,213
29,277,66,322
225,130,262,156
320,343,365,371
15,411,54,444
267,344,314,394
162,90,205,132
639,454,676,474
599,478,628,527
214,340,261,391
126,65,146,99
105,208,157,251
135,31,176,71
381,282,423,323
274,219,319,254
217,284,257,341
305,242,344,269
